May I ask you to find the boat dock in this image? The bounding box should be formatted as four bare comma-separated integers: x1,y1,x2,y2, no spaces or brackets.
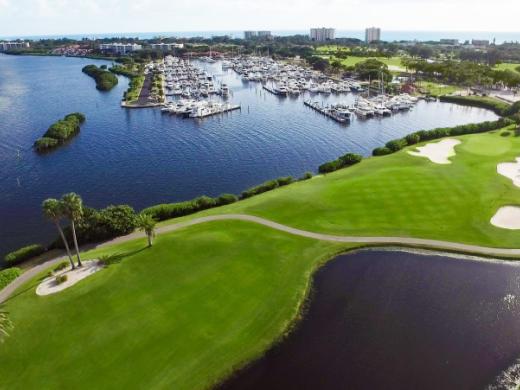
191,103,241,118
303,100,349,123
263,85,286,96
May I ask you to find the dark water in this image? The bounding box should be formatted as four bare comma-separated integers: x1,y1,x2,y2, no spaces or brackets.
0,54,498,259
220,250,520,390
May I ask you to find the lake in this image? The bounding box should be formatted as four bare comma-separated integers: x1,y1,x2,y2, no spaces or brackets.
219,250,520,390
0,54,498,259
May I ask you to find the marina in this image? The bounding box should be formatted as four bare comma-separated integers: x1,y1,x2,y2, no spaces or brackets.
0,54,499,260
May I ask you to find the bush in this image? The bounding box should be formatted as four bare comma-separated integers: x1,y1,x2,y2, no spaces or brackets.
55,274,68,285
276,176,294,186
0,268,21,290
501,131,512,137
4,244,45,265
318,160,341,174
194,196,217,210
405,133,421,145
241,180,280,199
300,172,313,180
319,153,363,174
53,261,69,272
372,147,392,156
216,194,238,205
34,137,59,151
386,139,407,152
34,113,86,152
339,153,363,166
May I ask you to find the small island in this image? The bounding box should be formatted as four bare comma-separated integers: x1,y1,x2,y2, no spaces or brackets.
34,113,86,152
82,64,118,91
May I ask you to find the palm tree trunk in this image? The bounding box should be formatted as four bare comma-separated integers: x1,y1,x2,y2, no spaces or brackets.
56,222,75,270
147,234,152,247
71,220,82,267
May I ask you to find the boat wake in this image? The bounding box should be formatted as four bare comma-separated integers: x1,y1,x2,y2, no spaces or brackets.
487,358,520,390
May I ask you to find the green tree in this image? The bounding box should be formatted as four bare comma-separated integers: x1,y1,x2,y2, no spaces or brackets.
0,308,12,342
136,214,157,247
61,193,84,267
42,198,75,270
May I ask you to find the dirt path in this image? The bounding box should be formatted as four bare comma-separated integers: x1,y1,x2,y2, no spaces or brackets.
3,214,520,303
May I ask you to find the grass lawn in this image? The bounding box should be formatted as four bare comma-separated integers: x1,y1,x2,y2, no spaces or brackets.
333,55,404,69
494,63,520,73
416,81,461,97
0,221,349,389
162,127,520,249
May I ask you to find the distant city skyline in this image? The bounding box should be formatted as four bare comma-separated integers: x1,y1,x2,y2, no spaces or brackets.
0,0,519,37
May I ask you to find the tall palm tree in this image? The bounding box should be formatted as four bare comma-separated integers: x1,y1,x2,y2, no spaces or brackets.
61,193,84,267
136,214,157,247
42,198,75,270
0,309,12,342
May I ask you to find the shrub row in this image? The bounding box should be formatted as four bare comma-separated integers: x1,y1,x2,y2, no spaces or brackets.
241,177,295,199
82,64,118,91
372,118,515,156
4,244,45,265
0,268,21,290
34,113,86,152
142,194,239,221
318,153,363,174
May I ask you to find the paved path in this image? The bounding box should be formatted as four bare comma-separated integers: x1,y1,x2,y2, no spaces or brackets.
3,214,520,303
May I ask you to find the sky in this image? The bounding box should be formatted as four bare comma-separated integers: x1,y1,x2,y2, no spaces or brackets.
0,0,519,37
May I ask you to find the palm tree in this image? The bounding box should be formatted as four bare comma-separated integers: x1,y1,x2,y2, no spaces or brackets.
61,193,84,267
136,214,157,247
42,198,75,270
0,308,12,342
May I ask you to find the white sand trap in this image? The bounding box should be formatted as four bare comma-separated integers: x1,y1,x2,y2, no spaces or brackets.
36,260,103,296
497,158,520,187
491,206,520,230
408,138,461,164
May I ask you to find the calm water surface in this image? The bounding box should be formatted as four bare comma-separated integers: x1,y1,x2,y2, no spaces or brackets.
0,54,498,258
220,250,520,390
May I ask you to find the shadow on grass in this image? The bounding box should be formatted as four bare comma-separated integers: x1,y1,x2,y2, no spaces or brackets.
3,247,148,304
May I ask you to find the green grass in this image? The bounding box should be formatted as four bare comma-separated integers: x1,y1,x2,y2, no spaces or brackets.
161,128,520,248
494,63,520,73
417,81,461,97
333,55,404,69
0,221,349,389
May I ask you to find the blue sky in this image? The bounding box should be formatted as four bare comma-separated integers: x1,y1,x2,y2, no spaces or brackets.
0,0,518,37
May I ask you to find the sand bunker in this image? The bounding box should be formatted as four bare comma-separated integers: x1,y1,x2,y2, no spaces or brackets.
490,206,520,230
408,139,461,164
36,260,103,296
497,158,520,187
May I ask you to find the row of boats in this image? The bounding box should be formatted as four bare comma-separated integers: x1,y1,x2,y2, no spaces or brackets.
161,100,241,118
304,94,420,123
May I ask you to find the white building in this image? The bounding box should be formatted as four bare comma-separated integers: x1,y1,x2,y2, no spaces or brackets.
99,43,142,54
0,41,30,51
244,31,258,40
365,27,381,43
150,43,184,51
257,31,273,39
310,28,335,42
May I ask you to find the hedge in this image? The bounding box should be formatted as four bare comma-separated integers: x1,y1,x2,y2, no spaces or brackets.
372,118,514,156
142,194,239,222
0,268,21,290
241,177,294,199
4,244,45,265
318,153,363,174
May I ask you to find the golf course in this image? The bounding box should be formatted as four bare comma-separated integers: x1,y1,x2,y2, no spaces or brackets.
2,125,520,389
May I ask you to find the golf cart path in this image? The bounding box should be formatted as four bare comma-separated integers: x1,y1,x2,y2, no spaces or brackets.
2,213,520,303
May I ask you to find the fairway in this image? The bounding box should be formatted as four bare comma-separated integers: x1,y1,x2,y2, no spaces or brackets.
164,127,520,248
0,221,347,390
3,128,520,389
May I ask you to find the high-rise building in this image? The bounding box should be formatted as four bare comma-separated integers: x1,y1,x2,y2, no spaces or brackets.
99,43,142,54
365,27,381,43
257,31,273,39
244,31,258,40
310,28,335,42
0,41,30,51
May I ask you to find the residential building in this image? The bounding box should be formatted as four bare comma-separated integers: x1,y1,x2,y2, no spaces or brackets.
0,41,30,51
244,31,258,40
472,39,490,46
257,31,273,39
151,43,184,51
365,27,381,43
310,28,336,42
99,43,142,54
439,39,459,45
